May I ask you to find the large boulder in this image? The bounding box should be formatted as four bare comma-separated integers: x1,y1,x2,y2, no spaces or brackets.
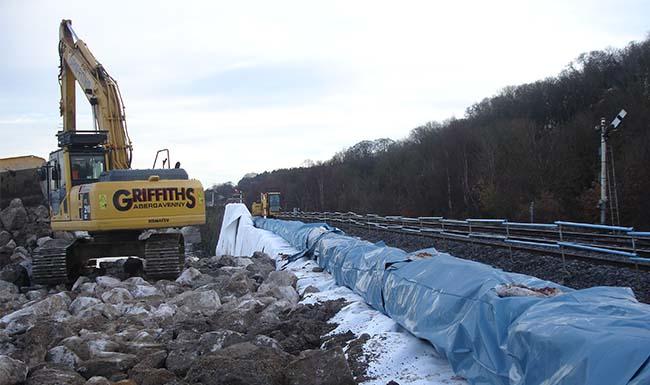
220,271,257,298
32,205,49,221
0,250,11,270
77,352,137,379
165,340,200,377
127,366,176,385
0,292,71,325
0,355,28,385
257,271,297,295
77,283,98,297
264,286,299,305
0,339,16,357
26,289,47,301
175,267,202,286
95,276,122,289
131,349,167,369
128,284,161,299
69,297,102,315
250,309,283,333
0,231,12,247
210,297,263,333
60,336,91,361
25,235,37,249
0,263,29,287
14,320,73,368
267,270,297,288
185,342,289,385
122,276,149,286
0,199,27,231
100,288,133,305
197,330,247,355
73,303,119,324
233,257,253,268
26,365,86,385
84,377,112,385
71,276,90,292
168,290,220,316
285,347,355,385
246,252,276,280
1,240,16,254
150,303,176,321
0,280,18,296
84,337,121,357
45,346,81,370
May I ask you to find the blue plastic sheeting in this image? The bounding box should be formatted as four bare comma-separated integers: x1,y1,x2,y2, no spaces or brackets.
505,287,650,385
383,255,563,384
317,234,410,312
254,217,650,385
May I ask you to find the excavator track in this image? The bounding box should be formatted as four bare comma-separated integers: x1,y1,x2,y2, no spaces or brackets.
32,245,69,285
144,233,185,280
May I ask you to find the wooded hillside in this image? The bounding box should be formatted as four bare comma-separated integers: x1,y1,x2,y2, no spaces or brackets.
238,38,650,228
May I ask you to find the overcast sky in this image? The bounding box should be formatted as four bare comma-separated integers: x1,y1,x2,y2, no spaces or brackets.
1,0,648,186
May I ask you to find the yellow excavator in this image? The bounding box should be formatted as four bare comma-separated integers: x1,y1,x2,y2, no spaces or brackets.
33,20,205,284
251,192,281,217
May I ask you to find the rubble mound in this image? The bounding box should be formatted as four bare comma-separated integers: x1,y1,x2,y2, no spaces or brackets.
0,198,51,291
0,247,353,385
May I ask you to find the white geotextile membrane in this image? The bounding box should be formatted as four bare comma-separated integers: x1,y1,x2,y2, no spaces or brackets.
215,203,299,259
215,204,467,385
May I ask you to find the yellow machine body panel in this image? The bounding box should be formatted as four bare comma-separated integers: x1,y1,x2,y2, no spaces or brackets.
51,179,205,232
251,201,263,217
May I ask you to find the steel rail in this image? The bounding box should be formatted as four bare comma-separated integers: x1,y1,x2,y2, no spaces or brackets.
283,211,650,249
277,211,650,271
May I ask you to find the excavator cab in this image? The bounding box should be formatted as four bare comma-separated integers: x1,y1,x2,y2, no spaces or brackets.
267,192,281,216
44,130,108,217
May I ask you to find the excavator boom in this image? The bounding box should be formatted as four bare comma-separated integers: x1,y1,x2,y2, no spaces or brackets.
58,20,132,169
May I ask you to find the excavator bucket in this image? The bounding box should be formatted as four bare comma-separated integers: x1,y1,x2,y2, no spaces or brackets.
0,155,46,208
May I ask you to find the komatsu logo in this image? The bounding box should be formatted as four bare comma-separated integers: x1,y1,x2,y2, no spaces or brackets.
113,188,196,211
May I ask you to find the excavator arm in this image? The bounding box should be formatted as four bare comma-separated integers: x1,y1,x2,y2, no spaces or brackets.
58,19,132,170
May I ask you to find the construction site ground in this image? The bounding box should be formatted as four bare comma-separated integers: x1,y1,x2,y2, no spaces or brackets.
1,199,649,384
0,198,462,385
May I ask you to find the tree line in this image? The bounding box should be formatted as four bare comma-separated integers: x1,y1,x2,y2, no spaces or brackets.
235,37,650,229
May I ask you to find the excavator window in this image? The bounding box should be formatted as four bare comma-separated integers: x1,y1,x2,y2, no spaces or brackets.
70,153,105,186
47,150,66,215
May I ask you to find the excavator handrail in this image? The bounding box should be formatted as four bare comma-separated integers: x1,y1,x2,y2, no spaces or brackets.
152,149,171,169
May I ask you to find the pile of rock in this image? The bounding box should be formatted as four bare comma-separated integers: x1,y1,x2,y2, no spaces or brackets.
0,251,356,385
0,198,52,289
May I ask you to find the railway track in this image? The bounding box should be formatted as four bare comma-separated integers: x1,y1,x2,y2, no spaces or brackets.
277,211,650,271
